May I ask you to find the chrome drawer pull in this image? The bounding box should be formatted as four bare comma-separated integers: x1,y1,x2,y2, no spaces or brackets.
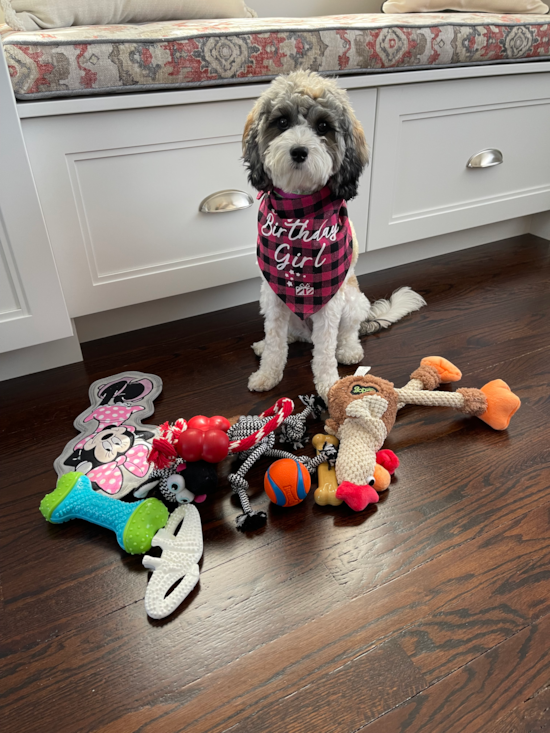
466,149,503,169
199,189,253,213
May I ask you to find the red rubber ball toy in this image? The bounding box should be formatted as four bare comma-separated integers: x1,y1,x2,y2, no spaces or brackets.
201,429,230,463
176,415,231,463
209,415,231,432
176,428,204,462
188,415,211,431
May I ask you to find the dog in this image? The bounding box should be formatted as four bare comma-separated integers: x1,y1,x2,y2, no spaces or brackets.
242,70,425,401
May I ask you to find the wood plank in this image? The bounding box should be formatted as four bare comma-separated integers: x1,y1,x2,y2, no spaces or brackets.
362,616,550,733
398,550,550,683
486,685,550,733
228,640,427,733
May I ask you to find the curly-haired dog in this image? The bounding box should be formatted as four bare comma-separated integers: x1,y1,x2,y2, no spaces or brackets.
243,70,425,401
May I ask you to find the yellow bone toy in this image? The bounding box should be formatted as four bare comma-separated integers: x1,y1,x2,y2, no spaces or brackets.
312,434,342,506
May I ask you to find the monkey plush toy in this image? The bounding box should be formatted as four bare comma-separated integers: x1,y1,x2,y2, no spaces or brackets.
321,356,521,512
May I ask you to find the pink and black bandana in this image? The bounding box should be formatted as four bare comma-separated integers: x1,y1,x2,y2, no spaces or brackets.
257,186,353,320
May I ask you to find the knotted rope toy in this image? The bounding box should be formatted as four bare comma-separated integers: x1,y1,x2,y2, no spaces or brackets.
323,356,521,512
227,395,336,531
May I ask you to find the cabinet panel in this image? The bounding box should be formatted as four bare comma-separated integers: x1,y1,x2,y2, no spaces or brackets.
0,214,23,318
0,46,72,355
367,74,550,250
68,136,254,282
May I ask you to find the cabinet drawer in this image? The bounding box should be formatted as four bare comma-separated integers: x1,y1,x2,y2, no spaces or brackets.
23,89,375,317
367,74,550,250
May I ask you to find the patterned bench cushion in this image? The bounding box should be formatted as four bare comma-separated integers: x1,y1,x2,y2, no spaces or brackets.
2,13,550,100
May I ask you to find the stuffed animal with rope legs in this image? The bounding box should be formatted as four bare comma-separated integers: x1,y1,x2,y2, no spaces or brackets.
227,395,336,530
312,362,447,507
324,356,521,511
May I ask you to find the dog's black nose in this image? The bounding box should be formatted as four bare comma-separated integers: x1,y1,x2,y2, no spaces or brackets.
290,146,308,163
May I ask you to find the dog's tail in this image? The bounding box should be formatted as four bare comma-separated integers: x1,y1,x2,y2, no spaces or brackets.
359,286,426,336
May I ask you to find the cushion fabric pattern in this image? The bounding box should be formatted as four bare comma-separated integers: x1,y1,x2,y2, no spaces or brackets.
2,13,550,100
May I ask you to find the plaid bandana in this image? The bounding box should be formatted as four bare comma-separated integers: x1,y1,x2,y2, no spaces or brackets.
257,186,353,320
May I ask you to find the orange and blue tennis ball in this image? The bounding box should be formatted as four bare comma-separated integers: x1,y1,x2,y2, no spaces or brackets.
264,458,311,507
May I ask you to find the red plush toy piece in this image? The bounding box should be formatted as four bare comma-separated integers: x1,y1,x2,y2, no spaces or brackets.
176,415,230,463
376,449,399,474
335,482,380,512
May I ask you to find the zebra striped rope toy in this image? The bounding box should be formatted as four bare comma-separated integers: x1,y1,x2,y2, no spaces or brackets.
227,395,336,531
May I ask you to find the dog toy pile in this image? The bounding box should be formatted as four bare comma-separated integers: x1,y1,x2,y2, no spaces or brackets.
40,360,520,619
41,372,335,617
323,356,521,512
147,394,336,530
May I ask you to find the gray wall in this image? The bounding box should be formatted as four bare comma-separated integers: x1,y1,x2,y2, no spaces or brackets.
251,1,382,15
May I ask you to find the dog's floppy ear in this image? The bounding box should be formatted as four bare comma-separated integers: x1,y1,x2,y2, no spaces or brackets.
329,110,369,201
242,105,272,191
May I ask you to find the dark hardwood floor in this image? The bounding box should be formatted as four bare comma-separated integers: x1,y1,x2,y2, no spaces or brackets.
1,234,550,733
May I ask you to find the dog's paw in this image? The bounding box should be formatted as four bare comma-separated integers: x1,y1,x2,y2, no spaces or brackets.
336,344,364,365
248,370,282,392
314,378,338,404
252,340,265,357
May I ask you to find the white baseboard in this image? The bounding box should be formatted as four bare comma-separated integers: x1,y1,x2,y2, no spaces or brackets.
75,276,263,343
357,215,531,277
76,216,531,344
0,324,83,382
530,211,550,241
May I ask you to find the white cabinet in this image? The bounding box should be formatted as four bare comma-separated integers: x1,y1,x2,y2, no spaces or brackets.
22,89,376,317
0,46,72,356
367,74,550,250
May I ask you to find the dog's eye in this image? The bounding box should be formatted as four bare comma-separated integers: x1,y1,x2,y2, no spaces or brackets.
316,120,331,135
276,117,290,131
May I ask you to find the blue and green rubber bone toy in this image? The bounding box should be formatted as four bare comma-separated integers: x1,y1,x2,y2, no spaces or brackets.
40,472,169,554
